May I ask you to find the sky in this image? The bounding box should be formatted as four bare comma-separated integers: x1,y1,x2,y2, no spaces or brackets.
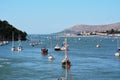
0,0,120,34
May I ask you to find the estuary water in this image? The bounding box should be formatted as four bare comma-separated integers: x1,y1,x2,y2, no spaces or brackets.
0,35,120,80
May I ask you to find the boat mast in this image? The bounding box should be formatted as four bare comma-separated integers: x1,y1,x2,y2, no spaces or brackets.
65,38,68,59
18,35,21,46
65,38,68,79
12,31,14,47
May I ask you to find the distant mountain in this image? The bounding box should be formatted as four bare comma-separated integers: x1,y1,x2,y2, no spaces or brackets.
58,22,120,34
0,20,27,41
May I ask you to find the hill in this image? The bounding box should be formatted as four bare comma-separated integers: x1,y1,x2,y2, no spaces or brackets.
0,20,27,41
58,22,120,34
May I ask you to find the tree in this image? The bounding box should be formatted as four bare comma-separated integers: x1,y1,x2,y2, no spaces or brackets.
0,20,27,41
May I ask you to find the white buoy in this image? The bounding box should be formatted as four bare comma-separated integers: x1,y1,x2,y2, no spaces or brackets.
114,52,120,57
48,55,54,61
96,44,100,48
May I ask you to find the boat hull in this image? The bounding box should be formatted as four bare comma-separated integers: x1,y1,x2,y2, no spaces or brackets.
114,52,120,57
41,48,48,55
62,60,71,69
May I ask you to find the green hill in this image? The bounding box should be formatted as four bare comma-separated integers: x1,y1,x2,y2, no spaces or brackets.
0,20,27,41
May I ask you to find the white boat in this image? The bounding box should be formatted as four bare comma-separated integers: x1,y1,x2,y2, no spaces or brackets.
11,31,17,51
54,36,61,51
11,32,22,52
48,55,54,61
17,46,22,52
54,44,61,51
60,46,66,51
48,37,54,61
114,38,120,57
55,40,69,51
11,46,17,51
17,36,22,52
114,48,120,57
60,41,69,51
96,43,100,48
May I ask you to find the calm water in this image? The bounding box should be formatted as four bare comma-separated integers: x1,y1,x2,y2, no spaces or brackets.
0,35,120,80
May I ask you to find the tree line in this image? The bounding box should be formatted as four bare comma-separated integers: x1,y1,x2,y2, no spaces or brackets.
0,20,27,41
105,29,120,34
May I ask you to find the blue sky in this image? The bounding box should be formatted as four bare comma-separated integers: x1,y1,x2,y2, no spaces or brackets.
0,0,120,34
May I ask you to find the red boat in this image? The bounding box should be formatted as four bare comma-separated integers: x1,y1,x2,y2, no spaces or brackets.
41,48,48,55
62,58,71,69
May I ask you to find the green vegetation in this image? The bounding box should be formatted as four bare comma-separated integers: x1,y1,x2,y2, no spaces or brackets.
0,20,27,41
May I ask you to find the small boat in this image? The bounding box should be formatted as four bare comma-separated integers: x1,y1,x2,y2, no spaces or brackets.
0,41,9,46
96,43,100,48
55,40,69,51
11,46,17,51
114,38,120,57
48,36,54,61
17,36,22,52
59,38,71,80
48,55,54,61
11,31,17,51
114,48,120,57
62,57,71,69
54,44,61,51
62,38,71,69
54,36,61,51
17,46,22,52
29,42,35,47
60,41,69,51
41,48,48,55
30,41,42,47
60,46,66,51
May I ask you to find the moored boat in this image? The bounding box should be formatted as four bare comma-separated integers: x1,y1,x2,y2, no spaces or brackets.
41,48,48,55
11,46,18,51
96,43,100,48
11,31,17,51
114,48,120,57
62,57,71,69
17,46,22,52
54,44,61,51
48,55,54,61
62,38,71,69
48,36,55,61
59,38,71,80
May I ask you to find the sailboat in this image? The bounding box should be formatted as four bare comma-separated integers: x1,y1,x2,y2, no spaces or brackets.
54,44,61,51
114,48,120,57
58,38,70,80
11,31,17,51
62,38,71,69
114,37,120,57
17,35,22,52
48,37,54,61
41,48,48,55
96,43,100,48
61,40,69,51
54,36,61,51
